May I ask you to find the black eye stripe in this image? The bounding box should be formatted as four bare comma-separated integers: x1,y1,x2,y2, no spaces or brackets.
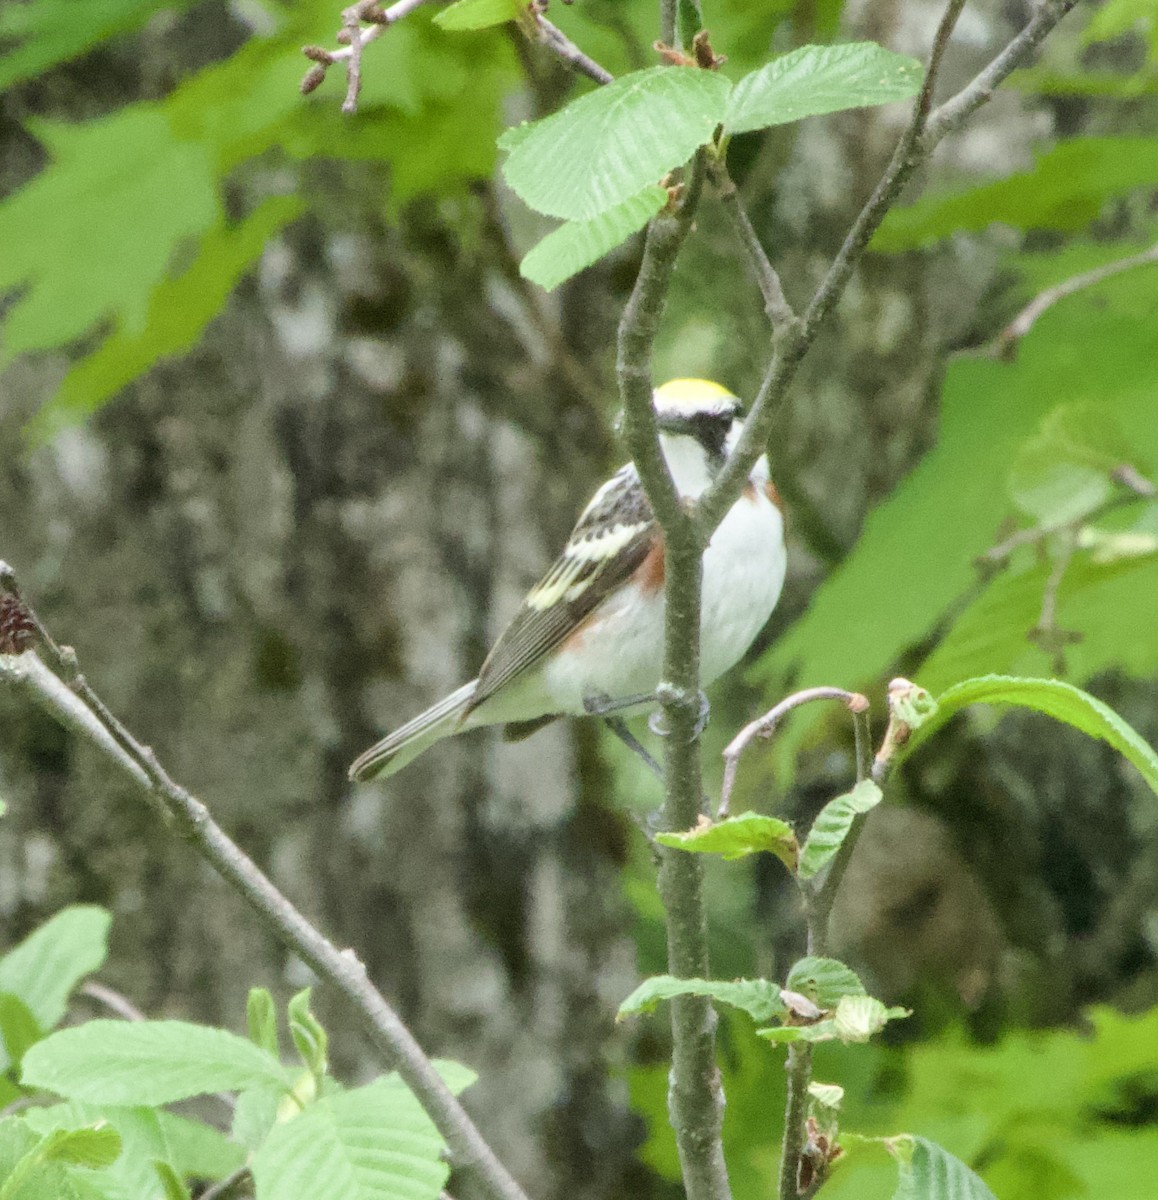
656,408,738,460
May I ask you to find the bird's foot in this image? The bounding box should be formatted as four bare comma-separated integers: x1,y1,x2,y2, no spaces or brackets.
649,686,710,741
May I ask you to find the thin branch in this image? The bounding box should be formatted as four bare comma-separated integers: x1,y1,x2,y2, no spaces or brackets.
617,155,732,1200
779,1043,812,1200
0,566,531,1200
696,0,1076,540
992,242,1158,357
757,691,872,1200
660,0,677,49
301,0,435,110
922,0,1082,148
535,16,614,85
707,160,797,333
719,688,866,818
81,981,147,1023
198,1165,251,1200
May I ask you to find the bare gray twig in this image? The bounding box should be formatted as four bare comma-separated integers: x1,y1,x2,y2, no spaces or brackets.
707,160,797,333
993,242,1158,357
198,1165,251,1200
0,564,531,1200
536,16,614,85
719,688,866,818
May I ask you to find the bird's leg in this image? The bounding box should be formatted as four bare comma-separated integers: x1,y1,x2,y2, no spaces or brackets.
582,691,655,716
602,716,665,781
586,692,713,819
583,693,663,779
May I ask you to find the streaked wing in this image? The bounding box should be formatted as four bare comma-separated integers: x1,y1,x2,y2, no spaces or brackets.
468,464,657,711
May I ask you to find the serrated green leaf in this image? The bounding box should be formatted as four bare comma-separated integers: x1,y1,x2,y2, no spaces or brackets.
21,1021,290,1106
251,1076,451,1200
247,988,279,1058
785,957,866,1007
0,907,110,1034
1009,403,1141,524
889,1135,998,1200
655,812,798,868
833,995,906,1043
433,0,519,30
758,994,907,1045
908,675,1158,798
724,42,922,135
618,975,784,1022
501,67,731,220
520,187,667,291
25,1101,243,1197
798,781,882,880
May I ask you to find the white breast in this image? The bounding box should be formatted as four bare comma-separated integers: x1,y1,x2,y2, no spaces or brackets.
539,478,785,714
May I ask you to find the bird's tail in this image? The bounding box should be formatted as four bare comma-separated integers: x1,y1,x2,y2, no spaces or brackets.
348,680,477,782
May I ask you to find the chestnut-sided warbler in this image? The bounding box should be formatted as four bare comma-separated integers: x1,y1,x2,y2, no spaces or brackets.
349,379,787,781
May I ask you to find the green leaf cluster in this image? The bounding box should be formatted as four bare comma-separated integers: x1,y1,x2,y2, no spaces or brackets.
1,0,519,437
0,908,476,1200
502,45,921,289
756,254,1158,770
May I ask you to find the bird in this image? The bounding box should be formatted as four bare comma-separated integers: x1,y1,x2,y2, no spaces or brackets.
349,378,787,782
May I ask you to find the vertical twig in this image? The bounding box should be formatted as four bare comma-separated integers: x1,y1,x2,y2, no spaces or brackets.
617,155,733,1200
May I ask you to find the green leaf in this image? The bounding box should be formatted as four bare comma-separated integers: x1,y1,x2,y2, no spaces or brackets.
724,42,922,135
754,263,1158,770
655,812,798,868
889,1135,998,1200
618,975,785,1022
785,957,866,1007
0,907,110,1033
520,187,667,291
28,196,304,442
759,995,907,1045
232,1086,281,1153
21,1021,290,1106
1008,403,1141,524
908,676,1158,798
0,0,200,89
287,989,327,1079
433,0,520,30
874,137,1158,250
251,1076,452,1200
0,995,43,1072
0,110,220,364
247,988,279,1058
25,1102,243,1197
153,1160,191,1200
500,67,731,220
37,1126,122,1170
798,781,882,880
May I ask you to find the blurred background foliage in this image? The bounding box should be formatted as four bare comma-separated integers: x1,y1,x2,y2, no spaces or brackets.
2,0,1158,1196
